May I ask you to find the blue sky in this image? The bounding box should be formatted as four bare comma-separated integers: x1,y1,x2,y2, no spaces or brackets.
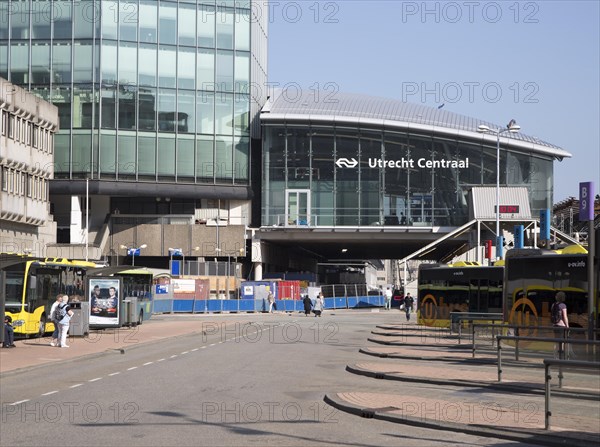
267,1,600,202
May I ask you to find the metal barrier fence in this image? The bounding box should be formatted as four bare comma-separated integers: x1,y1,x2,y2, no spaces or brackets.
544,359,600,429
496,335,600,382
471,324,600,358
152,295,385,314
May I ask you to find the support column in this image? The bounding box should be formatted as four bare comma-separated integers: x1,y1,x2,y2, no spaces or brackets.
254,262,263,281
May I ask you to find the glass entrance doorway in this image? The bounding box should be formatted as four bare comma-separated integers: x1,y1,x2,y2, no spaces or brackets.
285,190,310,226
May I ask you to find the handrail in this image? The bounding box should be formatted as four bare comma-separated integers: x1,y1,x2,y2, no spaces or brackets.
543,359,600,429
496,335,600,382
448,312,503,341
471,324,598,358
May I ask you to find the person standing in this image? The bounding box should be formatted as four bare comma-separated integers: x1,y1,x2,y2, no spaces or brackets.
384,287,392,310
404,293,414,321
3,316,15,348
49,294,63,346
551,291,569,356
303,295,313,316
56,295,74,348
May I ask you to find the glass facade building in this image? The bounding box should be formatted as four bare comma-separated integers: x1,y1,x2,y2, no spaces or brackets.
0,0,265,185
262,92,569,229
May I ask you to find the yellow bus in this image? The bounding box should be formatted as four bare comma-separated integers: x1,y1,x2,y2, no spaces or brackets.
504,245,598,333
3,256,97,336
417,262,504,327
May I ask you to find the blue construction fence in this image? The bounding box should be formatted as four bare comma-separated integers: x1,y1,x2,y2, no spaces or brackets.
153,295,385,314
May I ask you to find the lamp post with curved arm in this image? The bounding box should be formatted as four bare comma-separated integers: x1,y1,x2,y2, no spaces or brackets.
477,120,521,260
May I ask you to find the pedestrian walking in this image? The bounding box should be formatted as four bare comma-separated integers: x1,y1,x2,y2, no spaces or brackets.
313,293,324,317
49,294,62,346
303,294,313,316
384,287,392,310
403,293,414,321
267,291,275,313
56,295,74,348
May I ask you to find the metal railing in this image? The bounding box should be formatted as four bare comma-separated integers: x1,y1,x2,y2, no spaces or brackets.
544,359,600,429
496,335,600,382
449,312,504,341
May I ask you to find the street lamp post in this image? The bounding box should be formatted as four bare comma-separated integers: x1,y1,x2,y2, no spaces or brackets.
120,244,147,266
477,120,520,260
169,247,200,276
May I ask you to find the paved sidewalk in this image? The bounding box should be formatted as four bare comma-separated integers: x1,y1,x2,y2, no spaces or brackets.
0,315,253,375
326,322,600,447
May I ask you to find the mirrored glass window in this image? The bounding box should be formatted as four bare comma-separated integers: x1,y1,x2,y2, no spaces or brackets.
235,9,250,51
177,90,196,134
216,7,234,49
74,0,95,39
216,50,233,91
158,46,177,88
139,45,157,86
178,4,197,46
138,87,157,131
118,42,138,85
196,135,214,180
158,89,177,132
139,1,158,43
159,2,177,45
31,43,51,84
72,84,95,129
197,92,214,134
197,48,215,90
11,1,30,39
119,1,138,41
10,42,29,84
215,93,233,135
72,132,93,174
102,0,118,40
215,136,233,180
32,1,52,39
197,5,215,47
177,137,195,178
53,1,73,39
177,48,196,90
118,133,137,175
101,41,117,84
138,134,156,176
73,42,94,83
158,136,176,176
100,131,117,176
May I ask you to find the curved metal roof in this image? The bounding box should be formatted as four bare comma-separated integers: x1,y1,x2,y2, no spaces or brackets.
261,91,571,159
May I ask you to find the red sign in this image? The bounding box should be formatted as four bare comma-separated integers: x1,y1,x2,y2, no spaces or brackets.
496,205,519,213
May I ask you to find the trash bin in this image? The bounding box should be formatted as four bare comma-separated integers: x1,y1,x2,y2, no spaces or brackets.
120,298,137,327
69,302,89,336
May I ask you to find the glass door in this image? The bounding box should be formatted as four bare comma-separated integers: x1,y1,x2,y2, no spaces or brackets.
285,189,310,226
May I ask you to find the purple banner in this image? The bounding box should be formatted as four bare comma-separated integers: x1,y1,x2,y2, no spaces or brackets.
579,182,595,221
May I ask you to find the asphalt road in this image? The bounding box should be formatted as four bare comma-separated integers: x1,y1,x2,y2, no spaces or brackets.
0,311,541,446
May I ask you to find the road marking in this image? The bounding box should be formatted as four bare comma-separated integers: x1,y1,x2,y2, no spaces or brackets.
181,351,189,355
143,361,153,366
191,348,199,352
170,355,178,358
209,343,216,347
200,346,207,349
41,391,58,396
157,358,165,362
108,372,120,376
89,377,102,382
70,383,83,388
8,400,30,406
127,366,138,371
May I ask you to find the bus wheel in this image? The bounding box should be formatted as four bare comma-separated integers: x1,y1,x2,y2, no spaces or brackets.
137,310,144,326
38,315,47,337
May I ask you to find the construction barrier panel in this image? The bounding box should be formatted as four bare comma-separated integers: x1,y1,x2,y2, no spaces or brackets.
156,295,386,314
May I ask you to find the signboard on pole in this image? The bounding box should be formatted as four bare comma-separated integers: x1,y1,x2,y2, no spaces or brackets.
579,182,595,221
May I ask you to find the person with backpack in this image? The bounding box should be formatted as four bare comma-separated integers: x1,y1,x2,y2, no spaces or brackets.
49,294,63,347
55,295,74,348
551,291,569,356
403,293,414,321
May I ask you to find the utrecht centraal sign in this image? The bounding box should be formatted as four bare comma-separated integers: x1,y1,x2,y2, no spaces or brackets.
335,158,470,169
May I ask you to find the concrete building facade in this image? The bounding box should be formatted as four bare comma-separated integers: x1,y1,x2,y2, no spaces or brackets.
0,77,58,254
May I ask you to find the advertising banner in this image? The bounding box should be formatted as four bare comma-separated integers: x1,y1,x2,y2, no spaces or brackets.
89,277,121,327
